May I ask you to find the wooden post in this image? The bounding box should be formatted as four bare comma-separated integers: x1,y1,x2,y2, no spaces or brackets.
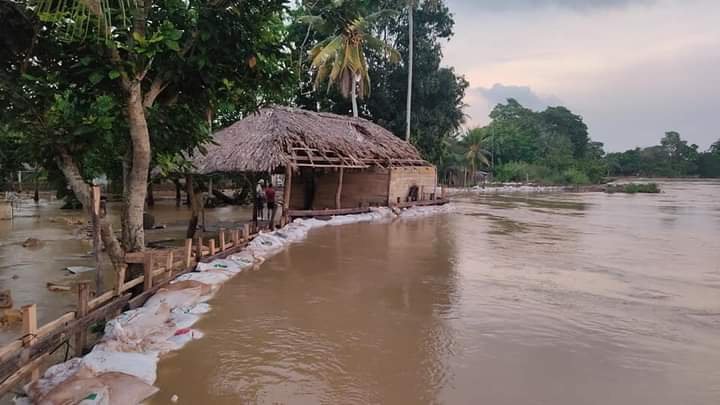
184,239,193,268
231,229,239,247
335,167,344,209
219,229,226,251
114,264,126,296
75,282,89,356
196,236,203,259
91,185,102,292
209,238,216,256
143,253,153,291
21,304,39,381
166,251,174,277
242,224,250,241
283,165,293,223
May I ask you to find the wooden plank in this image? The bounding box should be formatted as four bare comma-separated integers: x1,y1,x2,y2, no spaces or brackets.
166,251,174,277
209,239,216,256
35,312,75,340
88,290,114,311
21,304,39,381
124,252,145,264
196,236,203,259
242,224,250,241
0,294,131,386
219,230,225,252
74,282,89,357
0,341,22,363
120,276,144,292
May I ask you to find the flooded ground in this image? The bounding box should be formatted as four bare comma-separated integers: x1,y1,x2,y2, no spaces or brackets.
0,196,251,343
149,180,720,405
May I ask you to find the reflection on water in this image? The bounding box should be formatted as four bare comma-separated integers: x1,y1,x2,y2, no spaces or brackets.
148,180,720,404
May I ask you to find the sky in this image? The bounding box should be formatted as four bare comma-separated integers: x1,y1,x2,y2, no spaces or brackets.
442,0,720,152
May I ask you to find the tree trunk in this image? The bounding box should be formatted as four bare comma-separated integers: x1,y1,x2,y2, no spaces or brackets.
406,2,414,141
185,175,200,239
123,82,152,252
351,75,358,118
56,148,125,272
146,180,155,207
173,179,182,207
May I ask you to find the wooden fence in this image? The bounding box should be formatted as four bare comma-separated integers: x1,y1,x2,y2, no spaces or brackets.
0,224,256,398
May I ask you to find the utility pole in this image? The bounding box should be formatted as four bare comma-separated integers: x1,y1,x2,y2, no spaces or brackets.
405,1,414,141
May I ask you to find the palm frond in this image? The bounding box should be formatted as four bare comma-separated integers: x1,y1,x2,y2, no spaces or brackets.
365,35,400,64
310,35,343,68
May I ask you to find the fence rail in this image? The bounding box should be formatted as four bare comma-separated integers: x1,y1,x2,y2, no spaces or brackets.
0,223,258,398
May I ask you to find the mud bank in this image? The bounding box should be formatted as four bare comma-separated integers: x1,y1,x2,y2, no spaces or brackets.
13,205,452,404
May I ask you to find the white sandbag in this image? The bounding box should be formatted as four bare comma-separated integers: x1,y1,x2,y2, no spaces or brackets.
26,358,83,400
196,259,243,274
143,288,204,313
174,271,231,286
82,349,158,385
227,252,257,268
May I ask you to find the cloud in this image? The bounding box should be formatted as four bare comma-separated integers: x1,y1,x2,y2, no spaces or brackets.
464,84,562,126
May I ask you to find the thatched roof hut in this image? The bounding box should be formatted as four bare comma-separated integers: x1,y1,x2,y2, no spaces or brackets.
191,106,430,174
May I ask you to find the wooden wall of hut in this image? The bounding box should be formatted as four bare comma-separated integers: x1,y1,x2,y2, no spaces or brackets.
289,167,391,210
388,166,438,204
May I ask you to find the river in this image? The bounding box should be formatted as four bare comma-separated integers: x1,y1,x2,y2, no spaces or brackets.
142,180,720,405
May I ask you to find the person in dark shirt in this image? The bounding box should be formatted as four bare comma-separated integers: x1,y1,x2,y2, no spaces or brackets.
265,183,277,228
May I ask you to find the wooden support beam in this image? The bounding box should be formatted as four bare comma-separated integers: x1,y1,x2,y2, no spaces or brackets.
232,229,239,247
21,304,39,381
335,167,344,209
242,224,250,241
0,353,48,397
219,229,226,251
88,291,114,311
283,165,292,222
74,282,89,357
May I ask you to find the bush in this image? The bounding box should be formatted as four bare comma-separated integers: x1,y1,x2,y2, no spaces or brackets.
495,162,594,185
623,183,660,193
561,168,591,185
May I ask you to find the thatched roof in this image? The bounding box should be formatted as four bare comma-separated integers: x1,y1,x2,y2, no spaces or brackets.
191,106,430,174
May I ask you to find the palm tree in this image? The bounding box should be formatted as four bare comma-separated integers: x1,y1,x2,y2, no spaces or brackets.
462,128,491,186
303,11,400,118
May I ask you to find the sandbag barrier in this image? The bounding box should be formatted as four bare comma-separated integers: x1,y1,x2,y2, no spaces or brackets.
3,204,452,404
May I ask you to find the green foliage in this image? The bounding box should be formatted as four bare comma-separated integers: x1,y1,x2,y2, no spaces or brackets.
614,183,660,194
291,0,467,162
449,99,605,185
606,132,710,177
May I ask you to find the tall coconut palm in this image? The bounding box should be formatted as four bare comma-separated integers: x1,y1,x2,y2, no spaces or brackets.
304,11,400,118
463,128,491,185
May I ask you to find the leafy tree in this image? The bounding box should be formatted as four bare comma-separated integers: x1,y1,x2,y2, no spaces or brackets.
461,128,490,184
3,0,293,270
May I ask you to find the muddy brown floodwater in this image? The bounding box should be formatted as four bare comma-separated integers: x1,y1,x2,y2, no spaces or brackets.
144,180,720,405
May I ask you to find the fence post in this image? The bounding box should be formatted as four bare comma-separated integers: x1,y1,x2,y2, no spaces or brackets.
209,239,216,256
21,304,39,381
166,251,174,278
219,229,226,251
184,239,193,268
75,282,90,357
231,229,239,247
143,253,153,291
242,224,250,241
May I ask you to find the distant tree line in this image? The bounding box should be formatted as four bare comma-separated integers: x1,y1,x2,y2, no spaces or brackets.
442,99,720,186
605,134,720,178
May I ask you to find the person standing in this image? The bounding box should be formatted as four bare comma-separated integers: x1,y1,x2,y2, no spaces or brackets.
255,179,266,220
265,182,277,228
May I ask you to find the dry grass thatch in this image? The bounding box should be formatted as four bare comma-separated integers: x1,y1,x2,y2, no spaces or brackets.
191,106,430,174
